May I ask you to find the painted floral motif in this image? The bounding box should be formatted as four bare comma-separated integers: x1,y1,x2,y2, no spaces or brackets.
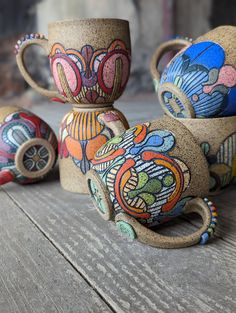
91,123,191,226
201,133,236,191
160,41,236,117
49,40,131,104
59,110,127,174
0,110,57,184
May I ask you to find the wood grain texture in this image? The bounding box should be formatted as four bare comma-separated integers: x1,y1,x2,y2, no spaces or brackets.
0,189,112,313
2,178,236,313
1,99,236,313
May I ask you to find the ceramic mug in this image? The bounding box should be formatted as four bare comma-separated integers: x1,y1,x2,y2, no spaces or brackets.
150,26,236,118
86,116,217,248
0,106,57,185
15,18,131,107
179,116,236,192
59,108,129,193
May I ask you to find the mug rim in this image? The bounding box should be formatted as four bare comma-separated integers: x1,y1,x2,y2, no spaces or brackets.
48,18,129,28
176,115,236,122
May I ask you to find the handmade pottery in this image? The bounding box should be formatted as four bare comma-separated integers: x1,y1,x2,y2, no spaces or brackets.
150,26,236,118
15,18,131,193
179,116,236,192
86,115,218,248
0,106,57,185
59,108,129,193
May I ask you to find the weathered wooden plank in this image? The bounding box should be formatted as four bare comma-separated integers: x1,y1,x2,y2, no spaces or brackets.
3,178,236,313
0,189,113,313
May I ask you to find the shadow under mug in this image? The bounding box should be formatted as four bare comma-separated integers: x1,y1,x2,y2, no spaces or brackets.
15,18,131,107
86,115,218,248
150,26,236,118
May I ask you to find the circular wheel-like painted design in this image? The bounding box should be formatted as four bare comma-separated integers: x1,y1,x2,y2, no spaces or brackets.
23,145,50,172
116,220,136,240
86,169,113,221
158,83,195,118
15,138,56,179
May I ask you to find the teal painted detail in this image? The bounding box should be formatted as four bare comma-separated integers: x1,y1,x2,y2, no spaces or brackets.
200,142,210,156
153,78,159,92
116,221,136,240
89,179,107,214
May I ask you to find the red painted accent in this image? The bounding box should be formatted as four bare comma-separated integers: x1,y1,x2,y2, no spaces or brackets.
50,54,82,97
51,98,66,103
0,170,14,185
19,112,42,138
92,148,125,165
115,159,151,219
0,150,15,160
134,124,148,144
97,49,130,95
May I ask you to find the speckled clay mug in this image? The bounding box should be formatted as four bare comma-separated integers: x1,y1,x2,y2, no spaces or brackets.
15,18,131,106
150,26,236,118
0,106,57,185
86,115,218,248
15,18,131,194
179,116,236,192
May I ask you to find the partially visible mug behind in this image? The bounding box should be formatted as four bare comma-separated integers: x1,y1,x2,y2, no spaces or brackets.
179,116,236,192
150,26,236,118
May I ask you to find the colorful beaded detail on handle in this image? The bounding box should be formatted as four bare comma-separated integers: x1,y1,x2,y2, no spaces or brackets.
14,33,46,54
199,198,218,245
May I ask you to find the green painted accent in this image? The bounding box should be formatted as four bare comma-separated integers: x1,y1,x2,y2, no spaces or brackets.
116,221,136,240
136,172,149,189
207,228,214,236
174,76,183,88
164,95,169,103
139,193,156,206
162,174,174,187
128,178,162,200
153,79,159,92
107,135,123,144
89,180,107,214
201,142,210,156
209,176,216,190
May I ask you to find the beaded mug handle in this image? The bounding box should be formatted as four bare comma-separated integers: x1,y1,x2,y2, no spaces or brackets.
150,38,192,92
15,34,66,103
115,197,217,248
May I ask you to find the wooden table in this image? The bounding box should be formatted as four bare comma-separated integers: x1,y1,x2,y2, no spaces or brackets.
1,96,235,313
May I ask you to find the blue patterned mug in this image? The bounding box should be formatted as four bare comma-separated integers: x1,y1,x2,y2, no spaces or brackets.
150,26,236,118
86,116,218,248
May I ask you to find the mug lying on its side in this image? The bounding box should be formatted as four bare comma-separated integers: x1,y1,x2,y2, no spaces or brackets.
86,115,217,248
150,26,236,118
0,106,57,185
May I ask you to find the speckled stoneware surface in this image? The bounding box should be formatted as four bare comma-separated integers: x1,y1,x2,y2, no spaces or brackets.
15,18,131,193
0,106,57,186
15,18,131,106
59,107,129,193
86,115,218,248
150,25,236,118
179,116,236,192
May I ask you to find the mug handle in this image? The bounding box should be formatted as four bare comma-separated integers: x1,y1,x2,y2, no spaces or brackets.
98,109,129,136
150,38,192,91
115,197,217,248
15,34,66,103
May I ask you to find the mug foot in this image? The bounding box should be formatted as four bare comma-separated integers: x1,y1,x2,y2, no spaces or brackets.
86,169,113,221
